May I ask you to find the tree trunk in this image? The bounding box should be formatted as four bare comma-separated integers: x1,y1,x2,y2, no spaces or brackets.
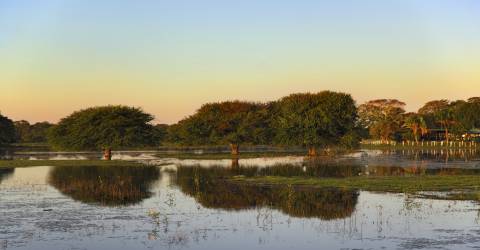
103,148,112,160
230,144,239,155
381,137,387,144
308,147,317,157
231,158,239,168
445,128,449,144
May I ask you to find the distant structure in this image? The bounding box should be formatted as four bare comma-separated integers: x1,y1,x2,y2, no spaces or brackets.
422,129,447,141
463,129,480,141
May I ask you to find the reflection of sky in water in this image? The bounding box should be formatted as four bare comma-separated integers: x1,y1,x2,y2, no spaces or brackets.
4,149,480,169
148,156,305,168
1,166,480,249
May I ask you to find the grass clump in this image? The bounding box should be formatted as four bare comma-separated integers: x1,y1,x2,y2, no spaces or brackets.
231,175,480,193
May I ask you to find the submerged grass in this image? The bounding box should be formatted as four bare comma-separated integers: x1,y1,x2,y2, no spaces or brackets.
0,160,145,169
231,175,480,193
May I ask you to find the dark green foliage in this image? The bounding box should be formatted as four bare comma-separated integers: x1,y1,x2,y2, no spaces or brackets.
403,113,427,143
339,130,361,149
153,124,169,144
358,99,405,141
418,99,452,129
0,113,16,145
418,100,458,141
48,106,158,150
273,91,358,149
361,98,480,141
173,101,272,146
14,120,53,143
450,99,480,134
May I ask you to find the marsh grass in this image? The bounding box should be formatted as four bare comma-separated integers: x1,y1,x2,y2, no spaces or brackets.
231,175,480,194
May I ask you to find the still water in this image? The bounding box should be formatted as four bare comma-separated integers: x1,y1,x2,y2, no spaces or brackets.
1,150,480,250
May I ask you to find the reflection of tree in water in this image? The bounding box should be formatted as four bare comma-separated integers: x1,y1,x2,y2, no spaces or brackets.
48,165,160,206
0,147,13,160
0,168,14,184
175,166,359,220
389,149,480,162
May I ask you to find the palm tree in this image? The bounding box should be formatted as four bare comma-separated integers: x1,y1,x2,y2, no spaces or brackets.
403,114,427,143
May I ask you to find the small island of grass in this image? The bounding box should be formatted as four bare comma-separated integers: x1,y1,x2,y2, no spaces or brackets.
230,175,480,200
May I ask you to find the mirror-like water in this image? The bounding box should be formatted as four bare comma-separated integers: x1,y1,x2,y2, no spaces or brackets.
1,150,480,249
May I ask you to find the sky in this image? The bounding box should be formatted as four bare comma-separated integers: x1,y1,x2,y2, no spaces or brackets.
1,0,479,124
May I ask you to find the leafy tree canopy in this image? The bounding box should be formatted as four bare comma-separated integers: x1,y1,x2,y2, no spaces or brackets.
403,113,427,143
274,91,358,149
467,97,480,104
358,99,405,141
418,100,456,141
48,106,158,150
0,113,16,145
450,99,480,133
14,120,53,143
173,101,272,147
418,99,450,115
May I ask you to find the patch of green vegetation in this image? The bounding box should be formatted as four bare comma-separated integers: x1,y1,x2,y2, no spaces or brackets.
9,142,50,147
155,151,306,159
360,144,480,150
231,175,480,193
0,160,146,169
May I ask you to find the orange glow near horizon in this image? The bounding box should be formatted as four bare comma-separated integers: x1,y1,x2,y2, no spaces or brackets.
1,1,479,124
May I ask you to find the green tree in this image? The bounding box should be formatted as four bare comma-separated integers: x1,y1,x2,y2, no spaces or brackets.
358,99,405,142
403,113,427,143
273,91,358,156
153,124,169,145
418,100,455,142
174,101,271,155
0,113,16,145
450,98,480,134
48,106,158,159
14,120,53,143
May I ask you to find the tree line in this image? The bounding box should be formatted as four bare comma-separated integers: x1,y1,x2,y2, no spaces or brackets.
0,116,53,145
1,92,480,157
358,97,480,143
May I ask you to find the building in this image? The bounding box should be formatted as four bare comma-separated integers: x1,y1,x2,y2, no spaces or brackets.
462,129,480,141
422,129,447,141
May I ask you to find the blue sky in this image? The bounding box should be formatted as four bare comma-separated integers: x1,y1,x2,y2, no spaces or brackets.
1,0,479,123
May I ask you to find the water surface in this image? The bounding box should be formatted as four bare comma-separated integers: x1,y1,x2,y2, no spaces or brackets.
1,150,480,249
